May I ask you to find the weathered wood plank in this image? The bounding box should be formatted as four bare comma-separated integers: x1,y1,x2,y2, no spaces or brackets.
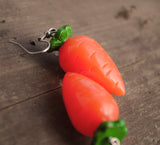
0,51,159,145
0,89,91,145
0,0,160,108
0,0,160,145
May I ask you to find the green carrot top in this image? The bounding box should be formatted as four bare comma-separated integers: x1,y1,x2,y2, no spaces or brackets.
48,24,72,52
91,119,128,145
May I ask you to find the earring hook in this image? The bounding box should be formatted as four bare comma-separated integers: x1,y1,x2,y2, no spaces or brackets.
9,28,57,54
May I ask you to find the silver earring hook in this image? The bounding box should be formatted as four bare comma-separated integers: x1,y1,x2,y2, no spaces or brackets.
9,28,57,54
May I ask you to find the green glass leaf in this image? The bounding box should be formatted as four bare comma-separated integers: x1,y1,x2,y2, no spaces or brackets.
55,24,72,42
91,119,128,145
48,37,63,52
49,24,72,52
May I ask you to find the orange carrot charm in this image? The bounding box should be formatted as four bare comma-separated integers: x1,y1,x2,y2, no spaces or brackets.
62,72,119,137
59,35,125,95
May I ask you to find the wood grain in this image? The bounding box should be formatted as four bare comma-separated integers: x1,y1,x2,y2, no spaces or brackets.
0,0,160,145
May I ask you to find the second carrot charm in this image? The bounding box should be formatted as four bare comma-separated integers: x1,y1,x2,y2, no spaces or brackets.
62,72,119,137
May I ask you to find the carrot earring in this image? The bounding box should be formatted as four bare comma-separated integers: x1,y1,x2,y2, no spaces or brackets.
10,25,128,145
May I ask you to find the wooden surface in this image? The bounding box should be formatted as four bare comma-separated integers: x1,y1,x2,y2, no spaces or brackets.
0,0,160,145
